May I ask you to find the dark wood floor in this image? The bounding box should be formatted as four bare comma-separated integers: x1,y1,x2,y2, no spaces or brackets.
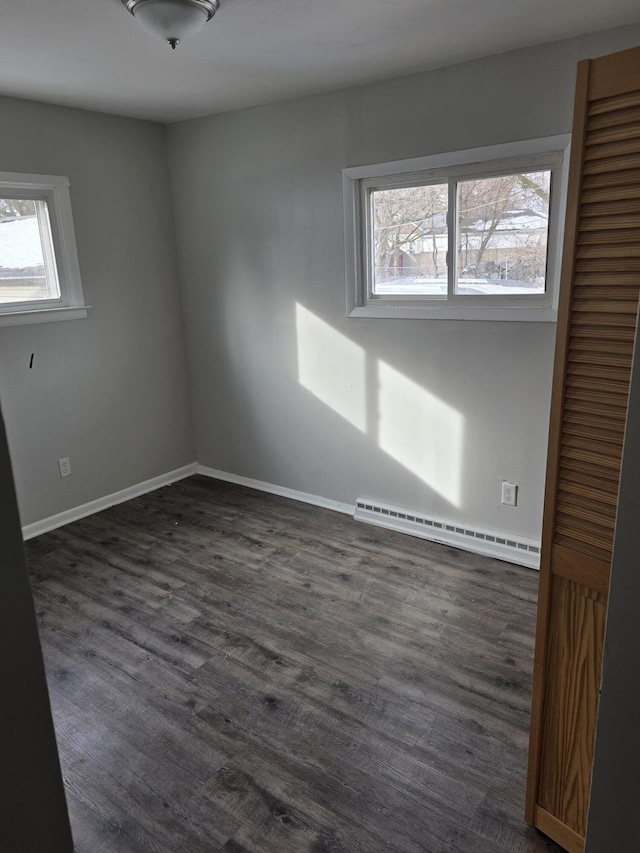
26,475,562,853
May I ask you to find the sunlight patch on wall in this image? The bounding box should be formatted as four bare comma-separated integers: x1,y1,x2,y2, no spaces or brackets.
295,303,366,433
377,360,463,507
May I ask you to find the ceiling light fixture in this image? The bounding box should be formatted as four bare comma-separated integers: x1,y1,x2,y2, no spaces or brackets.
122,0,220,49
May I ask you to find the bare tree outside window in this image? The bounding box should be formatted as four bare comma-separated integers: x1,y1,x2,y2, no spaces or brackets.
457,170,550,294
372,183,448,293
370,169,551,297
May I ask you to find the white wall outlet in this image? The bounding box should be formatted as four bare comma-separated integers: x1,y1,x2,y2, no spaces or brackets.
502,481,518,507
58,457,72,478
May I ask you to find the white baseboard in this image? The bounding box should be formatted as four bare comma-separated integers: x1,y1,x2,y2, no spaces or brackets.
196,465,354,516
21,463,198,541
21,462,539,571
354,497,541,570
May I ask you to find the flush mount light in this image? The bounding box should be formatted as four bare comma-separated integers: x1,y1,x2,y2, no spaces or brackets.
122,0,220,49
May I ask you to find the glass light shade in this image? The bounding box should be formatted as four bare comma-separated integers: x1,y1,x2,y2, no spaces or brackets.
132,0,210,44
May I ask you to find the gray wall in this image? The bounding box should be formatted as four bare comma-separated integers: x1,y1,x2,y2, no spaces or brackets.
2,23,640,852
0,405,73,851
167,24,640,541
0,96,194,528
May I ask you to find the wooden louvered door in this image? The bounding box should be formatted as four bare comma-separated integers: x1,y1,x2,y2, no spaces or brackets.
526,46,640,853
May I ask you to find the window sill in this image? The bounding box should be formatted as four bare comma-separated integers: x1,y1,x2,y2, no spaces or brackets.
0,305,89,328
348,304,557,322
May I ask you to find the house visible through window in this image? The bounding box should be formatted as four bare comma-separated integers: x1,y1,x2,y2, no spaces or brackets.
371,170,551,297
372,181,448,296
0,172,87,327
456,172,550,295
344,137,569,321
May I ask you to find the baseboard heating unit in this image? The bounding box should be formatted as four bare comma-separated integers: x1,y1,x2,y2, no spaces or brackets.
354,498,540,570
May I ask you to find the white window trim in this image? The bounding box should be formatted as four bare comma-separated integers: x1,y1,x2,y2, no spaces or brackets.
343,136,570,322
0,171,88,328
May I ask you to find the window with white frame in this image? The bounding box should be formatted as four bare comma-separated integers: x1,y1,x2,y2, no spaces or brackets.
343,137,570,321
0,172,87,327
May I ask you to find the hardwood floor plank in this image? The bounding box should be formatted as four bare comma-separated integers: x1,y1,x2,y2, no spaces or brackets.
26,476,561,853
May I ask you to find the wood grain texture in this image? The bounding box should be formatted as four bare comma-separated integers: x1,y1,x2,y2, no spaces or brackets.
537,578,606,835
548,72,640,564
527,45,640,852
25,476,562,853
589,45,640,100
525,57,592,831
550,546,609,595
533,808,584,853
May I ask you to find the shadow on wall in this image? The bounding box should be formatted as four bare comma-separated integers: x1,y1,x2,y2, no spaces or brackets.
296,303,464,508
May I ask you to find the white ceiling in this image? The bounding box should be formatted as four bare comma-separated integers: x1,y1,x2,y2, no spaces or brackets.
2,0,640,124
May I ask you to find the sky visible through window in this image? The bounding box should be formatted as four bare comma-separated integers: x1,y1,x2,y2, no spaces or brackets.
0,198,60,303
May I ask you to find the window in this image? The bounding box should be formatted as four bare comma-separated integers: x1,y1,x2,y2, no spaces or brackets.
343,137,570,321
0,172,87,327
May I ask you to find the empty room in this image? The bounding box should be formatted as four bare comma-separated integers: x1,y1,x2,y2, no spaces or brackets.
2,2,640,852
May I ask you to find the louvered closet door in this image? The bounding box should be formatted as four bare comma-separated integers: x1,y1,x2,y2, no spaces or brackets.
526,46,640,853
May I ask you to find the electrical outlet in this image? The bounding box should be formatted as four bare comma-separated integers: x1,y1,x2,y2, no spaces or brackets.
502,481,518,507
58,457,72,478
